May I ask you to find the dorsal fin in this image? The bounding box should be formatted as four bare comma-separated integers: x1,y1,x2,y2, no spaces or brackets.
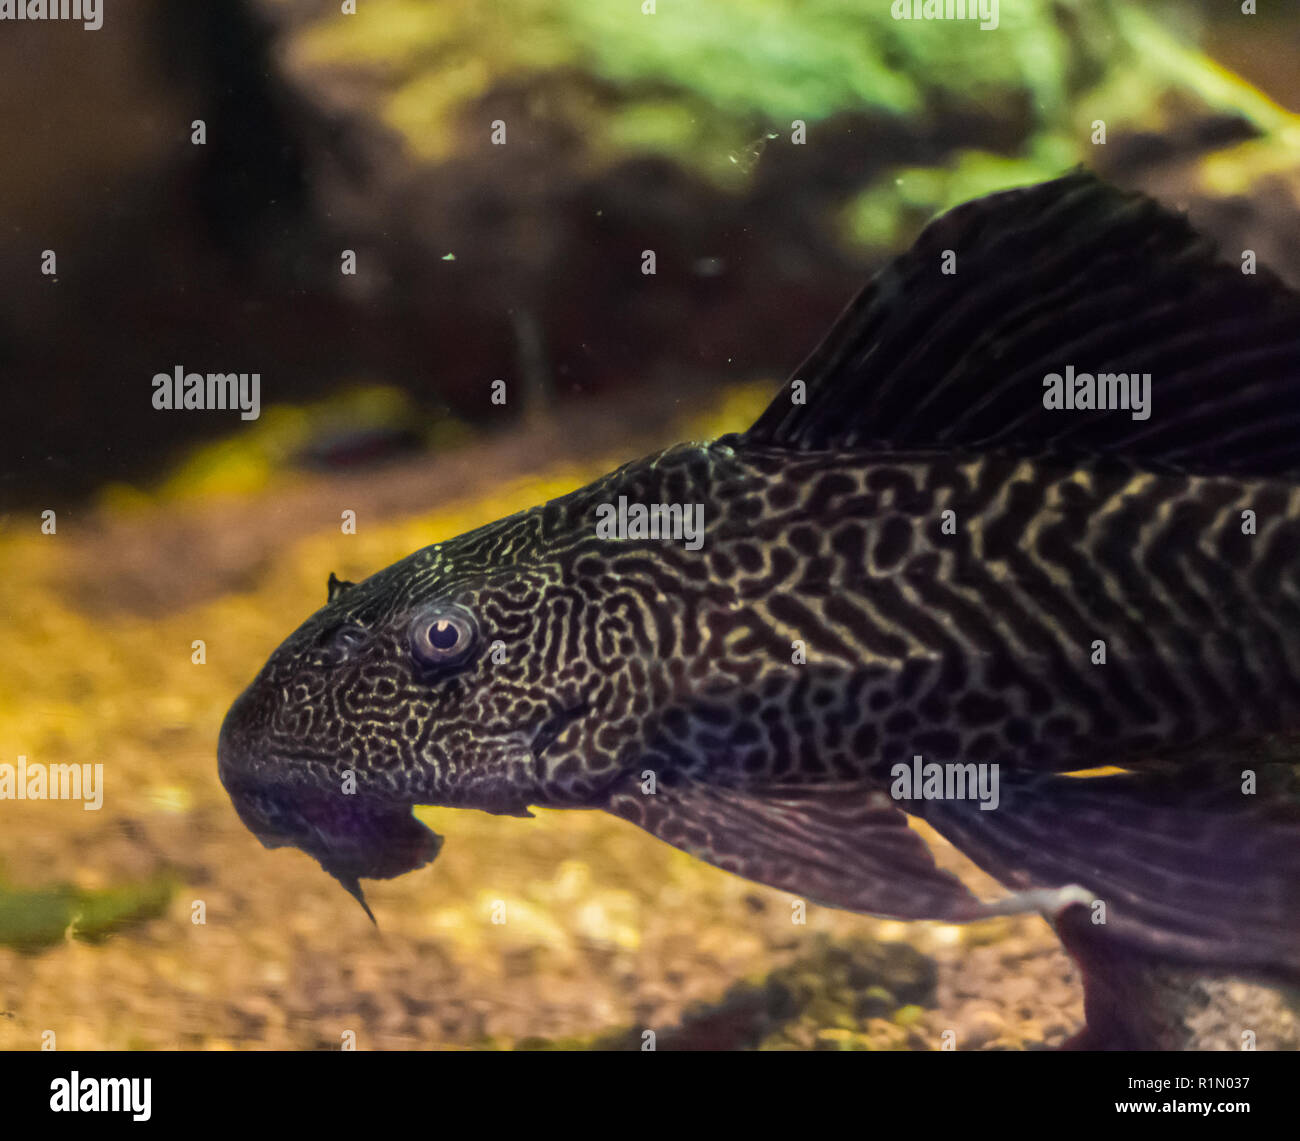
744,169,1300,476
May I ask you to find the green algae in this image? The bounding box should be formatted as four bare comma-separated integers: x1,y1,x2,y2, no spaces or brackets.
495,933,937,1050
268,0,1300,285
98,384,467,510
840,136,1078,249
281,0,1205,188
0,875,173,953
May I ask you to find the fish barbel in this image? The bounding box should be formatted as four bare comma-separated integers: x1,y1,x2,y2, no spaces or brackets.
219,170,1300,980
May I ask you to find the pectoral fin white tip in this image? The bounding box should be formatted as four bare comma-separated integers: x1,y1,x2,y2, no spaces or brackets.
978,883,1094,919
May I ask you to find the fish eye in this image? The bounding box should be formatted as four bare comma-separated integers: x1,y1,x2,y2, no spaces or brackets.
408,608,477,668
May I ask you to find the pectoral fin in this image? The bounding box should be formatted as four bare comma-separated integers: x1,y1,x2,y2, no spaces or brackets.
915,764,1300,974
603,771,992,922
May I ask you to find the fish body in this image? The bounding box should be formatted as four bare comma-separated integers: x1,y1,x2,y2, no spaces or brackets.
219,171,1300,979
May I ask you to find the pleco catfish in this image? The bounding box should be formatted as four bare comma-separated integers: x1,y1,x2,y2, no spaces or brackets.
219,171,1300,991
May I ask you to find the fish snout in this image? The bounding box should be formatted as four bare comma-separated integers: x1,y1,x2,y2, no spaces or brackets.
216,683,265,791
218,685,443,887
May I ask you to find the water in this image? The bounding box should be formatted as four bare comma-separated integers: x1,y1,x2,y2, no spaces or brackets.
1,0,1298,1052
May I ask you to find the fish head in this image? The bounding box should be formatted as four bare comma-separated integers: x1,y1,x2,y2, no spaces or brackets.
217,517,601,907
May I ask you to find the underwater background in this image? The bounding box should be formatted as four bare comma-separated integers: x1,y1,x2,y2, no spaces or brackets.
1,0,1299,1050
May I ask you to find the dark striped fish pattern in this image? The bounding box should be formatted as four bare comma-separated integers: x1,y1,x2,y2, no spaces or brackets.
219,171,1300,986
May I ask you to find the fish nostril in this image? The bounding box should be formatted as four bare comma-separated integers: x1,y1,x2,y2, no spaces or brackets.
329,624,371,656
